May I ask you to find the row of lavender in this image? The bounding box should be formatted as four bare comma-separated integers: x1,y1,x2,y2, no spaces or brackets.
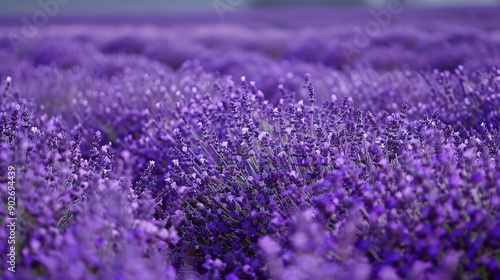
2,22,500,76
1,10,500,280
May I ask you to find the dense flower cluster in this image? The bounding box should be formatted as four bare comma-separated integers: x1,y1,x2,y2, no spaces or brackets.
1,7,500,280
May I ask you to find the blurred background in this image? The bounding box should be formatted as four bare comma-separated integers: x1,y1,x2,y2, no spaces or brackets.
0,0,498,15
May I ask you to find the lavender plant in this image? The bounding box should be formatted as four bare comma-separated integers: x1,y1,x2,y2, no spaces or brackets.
0,6,500,280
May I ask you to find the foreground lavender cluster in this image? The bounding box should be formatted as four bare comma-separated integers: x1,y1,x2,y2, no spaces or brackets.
1,7,500,280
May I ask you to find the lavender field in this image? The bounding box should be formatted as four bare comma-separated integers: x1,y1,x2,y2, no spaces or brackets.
1,5,500,280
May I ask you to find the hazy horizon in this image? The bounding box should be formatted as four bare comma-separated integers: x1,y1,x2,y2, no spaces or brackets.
0,0,498,15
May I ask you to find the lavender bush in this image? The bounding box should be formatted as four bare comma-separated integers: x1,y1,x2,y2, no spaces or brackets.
1,6,500,280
